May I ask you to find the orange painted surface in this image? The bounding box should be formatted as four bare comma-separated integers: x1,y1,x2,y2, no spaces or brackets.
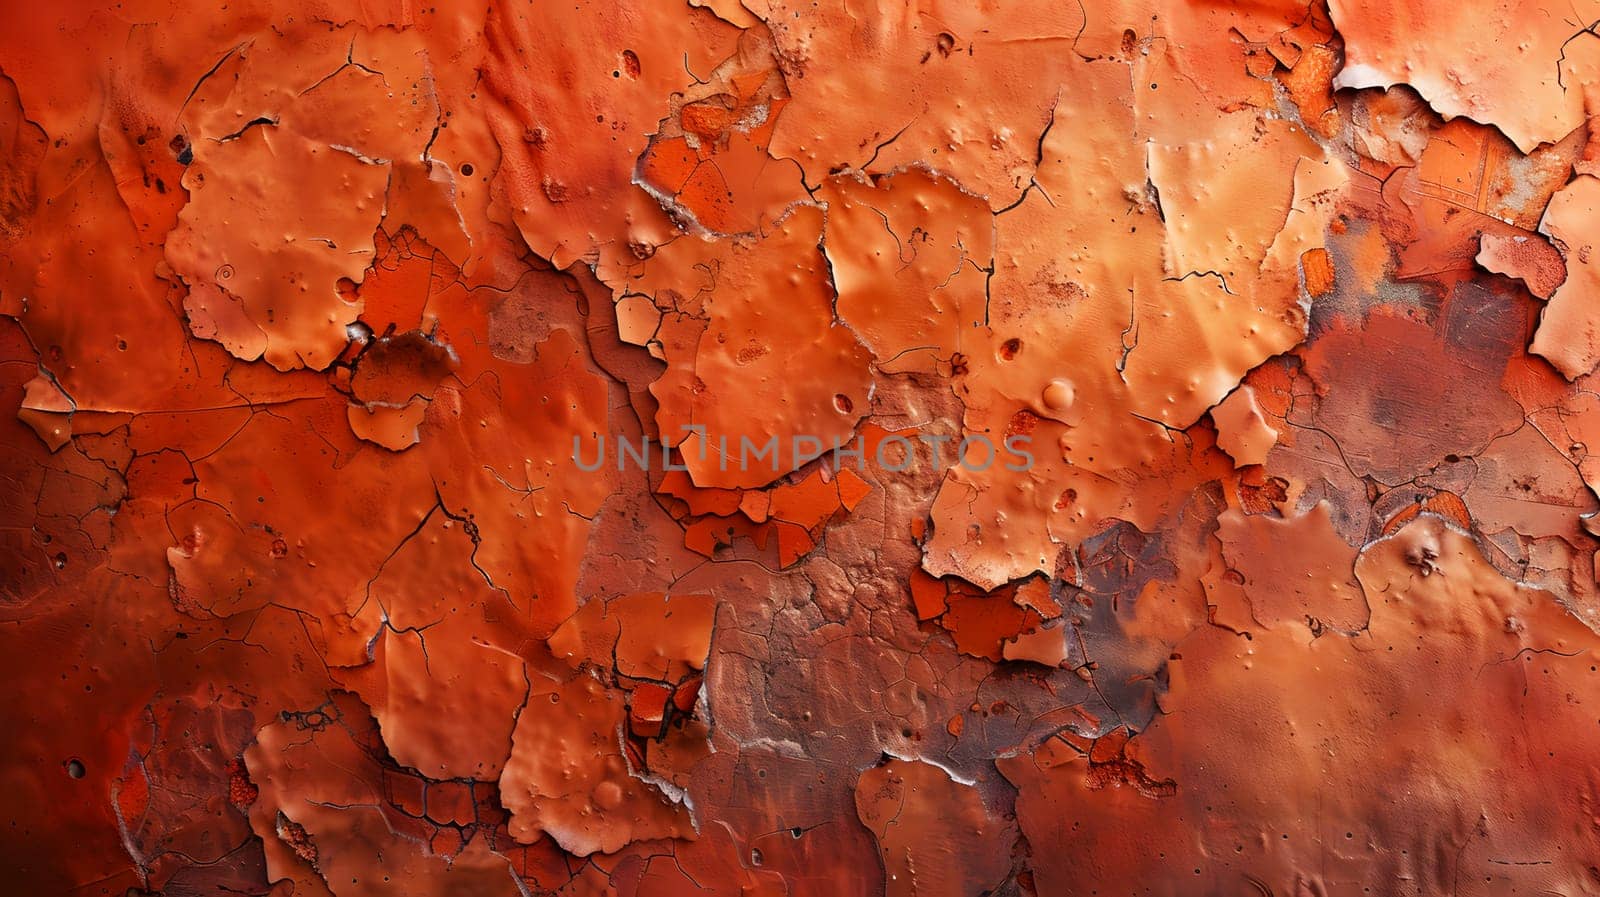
7,2,1600,894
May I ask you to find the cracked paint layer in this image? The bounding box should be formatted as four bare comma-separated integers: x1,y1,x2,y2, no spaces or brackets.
10,2,1600,895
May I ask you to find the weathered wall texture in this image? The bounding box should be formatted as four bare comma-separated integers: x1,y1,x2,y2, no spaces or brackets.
5,1,1600,894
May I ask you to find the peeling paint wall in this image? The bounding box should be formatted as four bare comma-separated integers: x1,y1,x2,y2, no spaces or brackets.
6,1,1600,894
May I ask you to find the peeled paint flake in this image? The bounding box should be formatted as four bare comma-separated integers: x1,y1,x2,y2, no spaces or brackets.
1210,385,1279,468
499,672,694,856
1529,174,1600,379
854,758,1015,897
1331,0,1600,153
